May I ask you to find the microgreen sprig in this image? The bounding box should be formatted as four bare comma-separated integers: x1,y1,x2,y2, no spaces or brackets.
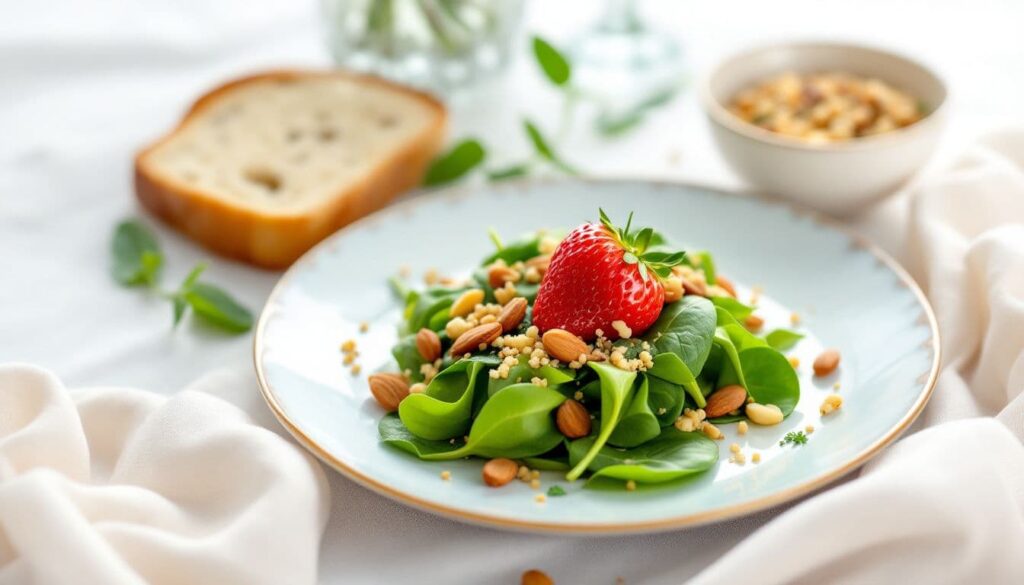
422,32,679,188
111,220,253,334
779,431,809,447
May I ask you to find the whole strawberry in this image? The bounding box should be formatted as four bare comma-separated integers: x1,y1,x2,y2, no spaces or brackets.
532,210,686,341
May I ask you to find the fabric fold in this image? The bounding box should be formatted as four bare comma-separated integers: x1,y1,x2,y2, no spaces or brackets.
0,364,329,585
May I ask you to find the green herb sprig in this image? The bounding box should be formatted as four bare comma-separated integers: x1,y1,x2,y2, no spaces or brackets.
111,220,253,333
421,33,678,188
779,431,808,447
546,485,567,497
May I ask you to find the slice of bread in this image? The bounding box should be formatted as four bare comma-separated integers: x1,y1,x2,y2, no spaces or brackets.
135,70,446,268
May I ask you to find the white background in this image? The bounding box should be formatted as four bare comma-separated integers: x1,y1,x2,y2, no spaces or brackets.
2,1,1023,583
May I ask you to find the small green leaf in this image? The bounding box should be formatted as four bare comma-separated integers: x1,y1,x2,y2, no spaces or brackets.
780,431,808,447
423,139,487,186
594,87,678,137
531,36,571,87
523,120,578,175
634,228,653,253
547,485,567,497
172,296,187,327
638,262,649,282
111,220,163,286
623,252,638,264
487,163,531,182
697,251,717,284
764,329,805,351
182,283,253,333
181,263,206,291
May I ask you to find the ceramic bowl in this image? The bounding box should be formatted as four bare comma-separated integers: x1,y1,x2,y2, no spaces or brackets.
701,42,948,216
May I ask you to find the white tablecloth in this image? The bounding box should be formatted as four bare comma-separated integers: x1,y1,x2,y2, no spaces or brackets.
3,1,1024,583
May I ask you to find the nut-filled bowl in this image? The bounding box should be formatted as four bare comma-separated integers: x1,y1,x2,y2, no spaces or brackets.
701,42,948,216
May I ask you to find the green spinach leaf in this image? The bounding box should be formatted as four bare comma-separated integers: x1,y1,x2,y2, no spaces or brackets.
482,233,542,266
645,374,686,426
568,426,718,484
566,362,637,481
379,414,464,458
643,296,716,407
392,334,427,382
739,346,800,415
711,296,754,321
764,329,805,351
644,296,716,373
608,376,661,448
422,383,567,460
399,358,490,440
407,287,463,332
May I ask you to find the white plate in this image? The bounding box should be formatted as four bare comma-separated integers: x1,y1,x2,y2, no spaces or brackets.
254,179,939,534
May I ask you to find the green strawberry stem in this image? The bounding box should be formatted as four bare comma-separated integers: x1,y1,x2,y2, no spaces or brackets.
598,209,686,282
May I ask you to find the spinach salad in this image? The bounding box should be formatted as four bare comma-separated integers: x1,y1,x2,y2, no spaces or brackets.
370,213,803,491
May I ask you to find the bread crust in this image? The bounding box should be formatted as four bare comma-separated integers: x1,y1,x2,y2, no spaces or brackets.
134,70,446,269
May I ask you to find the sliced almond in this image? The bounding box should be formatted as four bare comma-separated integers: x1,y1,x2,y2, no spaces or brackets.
450,322,502,356
542,329,588,363
497,297,528,332
368,373,409,412
415,328,442,362
482,458,518,487
703,384,748,418
813,348,841,376
556,399,591,438
449,288,484,318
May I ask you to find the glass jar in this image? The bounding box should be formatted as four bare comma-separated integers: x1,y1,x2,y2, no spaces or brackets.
322,0,525,94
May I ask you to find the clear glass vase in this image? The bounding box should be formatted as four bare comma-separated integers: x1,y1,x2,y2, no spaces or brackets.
322,0,524,94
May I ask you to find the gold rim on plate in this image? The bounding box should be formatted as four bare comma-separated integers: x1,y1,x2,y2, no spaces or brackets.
252,177,941,535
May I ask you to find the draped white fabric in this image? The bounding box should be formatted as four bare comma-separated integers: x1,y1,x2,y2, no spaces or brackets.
0,366,329,585
691,133,1024,584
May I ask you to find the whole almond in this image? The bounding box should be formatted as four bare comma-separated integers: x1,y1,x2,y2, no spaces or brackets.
368,373,409,412
663,275,684,303
522,570,554,585
813,348,841,376
682,277,708,297
488,265,519,289
715,274,738,297
704,384,748,418
743,314,765,332
482,458,518,487
497,297,528,332
450,322,502,356
525,255,551,275
556,399,591,439
542,329,588,363
415,328,442,362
